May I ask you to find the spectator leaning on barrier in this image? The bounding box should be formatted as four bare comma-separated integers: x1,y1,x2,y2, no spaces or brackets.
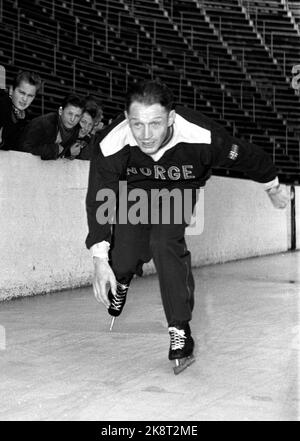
82,94,104,135
91,109,104,135
69,107,99,160
68,95,104,160
21,92,85,160
0,70,41,151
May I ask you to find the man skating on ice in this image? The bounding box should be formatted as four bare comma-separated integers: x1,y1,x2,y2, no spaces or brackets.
85,79,288,374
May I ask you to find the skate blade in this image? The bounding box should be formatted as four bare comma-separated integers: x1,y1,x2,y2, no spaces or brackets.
109,317,115,331
173,355,195,375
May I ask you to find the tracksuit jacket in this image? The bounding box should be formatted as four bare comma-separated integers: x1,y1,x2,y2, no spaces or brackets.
85,105,278,250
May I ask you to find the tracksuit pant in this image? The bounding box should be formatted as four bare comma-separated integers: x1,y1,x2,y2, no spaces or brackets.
109,189,196,326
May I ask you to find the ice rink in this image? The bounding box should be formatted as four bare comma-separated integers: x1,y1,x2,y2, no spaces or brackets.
0,251,299,421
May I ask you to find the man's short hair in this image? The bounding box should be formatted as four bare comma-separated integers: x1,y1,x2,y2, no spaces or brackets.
13,71,42,91
61,92,85,110
125,79,174,113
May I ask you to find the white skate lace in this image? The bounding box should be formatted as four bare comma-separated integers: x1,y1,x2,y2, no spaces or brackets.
168,327,186,350
111,282,128,311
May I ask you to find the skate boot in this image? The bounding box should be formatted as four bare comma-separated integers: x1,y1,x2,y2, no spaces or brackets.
168,323,195,375
108,279,131,331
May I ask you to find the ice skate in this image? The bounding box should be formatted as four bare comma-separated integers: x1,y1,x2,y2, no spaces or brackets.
108,280,130,331
168,324,195,375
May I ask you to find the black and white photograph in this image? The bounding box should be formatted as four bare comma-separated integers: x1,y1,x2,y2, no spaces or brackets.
0,0,299,424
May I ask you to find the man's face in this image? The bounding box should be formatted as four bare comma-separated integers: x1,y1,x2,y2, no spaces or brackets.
79,112,94,137
59,105,83,129
11,80,37,111
126,102,175,156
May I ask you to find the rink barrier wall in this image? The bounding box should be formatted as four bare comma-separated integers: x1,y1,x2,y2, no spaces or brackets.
0,151,295,301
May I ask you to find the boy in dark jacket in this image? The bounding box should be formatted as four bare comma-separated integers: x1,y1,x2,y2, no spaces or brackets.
22,93,84,160
70,102,104,160
0,71,41,151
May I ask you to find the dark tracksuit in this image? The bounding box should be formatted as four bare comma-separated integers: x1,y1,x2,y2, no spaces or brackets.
85,106,278,326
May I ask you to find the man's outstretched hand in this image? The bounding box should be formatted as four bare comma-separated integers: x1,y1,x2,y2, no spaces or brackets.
93,257,117,308
267,185,289,209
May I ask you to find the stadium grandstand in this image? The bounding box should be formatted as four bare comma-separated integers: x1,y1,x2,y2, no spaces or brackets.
0,0,299,183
